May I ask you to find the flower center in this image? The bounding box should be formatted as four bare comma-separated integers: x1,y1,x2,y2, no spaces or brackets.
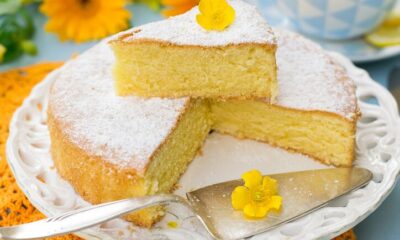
252,189,266,202
75,0,100,17
79,0,90,7
211,12,224,25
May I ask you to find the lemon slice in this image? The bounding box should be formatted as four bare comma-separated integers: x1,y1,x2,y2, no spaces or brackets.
383,10,400,27
365,10,400,47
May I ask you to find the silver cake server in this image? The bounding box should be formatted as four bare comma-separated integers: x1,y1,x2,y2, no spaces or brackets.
0,167,372,240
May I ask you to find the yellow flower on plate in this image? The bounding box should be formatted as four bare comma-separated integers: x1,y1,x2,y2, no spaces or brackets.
231,170,282,218
196,0,235,31
40,0,131,43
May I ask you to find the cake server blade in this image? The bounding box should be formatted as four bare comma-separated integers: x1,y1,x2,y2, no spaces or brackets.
186,167,372,240
0,168,372,240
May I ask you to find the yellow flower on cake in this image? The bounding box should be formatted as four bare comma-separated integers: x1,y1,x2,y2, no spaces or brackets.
231,169,282,218
40,0,131,43
196,0,235,31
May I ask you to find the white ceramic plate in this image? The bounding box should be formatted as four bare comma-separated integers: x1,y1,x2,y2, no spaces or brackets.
6,52,400,240
254,0,400,63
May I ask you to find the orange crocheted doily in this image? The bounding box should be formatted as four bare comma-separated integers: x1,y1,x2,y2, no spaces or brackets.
0,63,355,240
0,63,81,240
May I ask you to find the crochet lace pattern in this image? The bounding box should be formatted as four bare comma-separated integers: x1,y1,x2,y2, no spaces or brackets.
0,62,80,240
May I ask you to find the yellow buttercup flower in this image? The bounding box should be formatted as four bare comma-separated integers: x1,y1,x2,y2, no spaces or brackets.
196,0,235,31
231,170,282,218
40,0,131,43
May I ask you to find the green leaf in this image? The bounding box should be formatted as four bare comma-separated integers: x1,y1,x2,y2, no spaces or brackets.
0,0,22,15
0,7,35,63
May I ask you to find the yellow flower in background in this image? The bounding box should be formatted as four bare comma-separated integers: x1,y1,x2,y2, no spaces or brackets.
0,44,6,63
196,0,235,31
162,0,199,17
40,0,131,43
231,170,282,219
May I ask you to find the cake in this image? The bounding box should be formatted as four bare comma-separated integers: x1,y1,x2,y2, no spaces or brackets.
211,28,359,166
47,29,359,228
110,0,278,100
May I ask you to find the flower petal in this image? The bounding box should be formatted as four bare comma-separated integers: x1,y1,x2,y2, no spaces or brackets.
231,186,250,210
266,196,282,211
224,4,235,26
242,169,262,189
196,0,235,31
40,0,131,43
243,203,268,218
262,176,278,195
198,0,213,14
196,14,213,30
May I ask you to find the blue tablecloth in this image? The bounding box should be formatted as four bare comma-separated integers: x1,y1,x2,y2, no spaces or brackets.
1,4,399,239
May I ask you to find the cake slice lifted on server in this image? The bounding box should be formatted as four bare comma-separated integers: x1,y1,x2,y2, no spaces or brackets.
110,0,278,100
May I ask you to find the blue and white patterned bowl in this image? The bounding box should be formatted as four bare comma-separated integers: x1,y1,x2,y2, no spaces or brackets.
276,0,397,40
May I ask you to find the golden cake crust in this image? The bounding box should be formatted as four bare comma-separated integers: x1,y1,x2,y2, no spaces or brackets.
110,33,277,50
48,98,200,227
48,108,154,227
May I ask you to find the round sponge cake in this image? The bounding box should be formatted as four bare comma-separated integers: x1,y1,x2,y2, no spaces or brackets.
47,28,358,227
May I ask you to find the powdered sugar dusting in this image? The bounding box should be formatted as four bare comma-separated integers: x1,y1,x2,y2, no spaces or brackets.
121,0,275,46
275,28,357,119
49,29,357,172
49,42,190,174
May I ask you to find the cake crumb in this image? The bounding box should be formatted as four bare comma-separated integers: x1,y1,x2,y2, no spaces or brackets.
167,221,178,229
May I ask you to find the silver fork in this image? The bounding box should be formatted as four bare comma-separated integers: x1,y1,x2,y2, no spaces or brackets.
0,168,372,240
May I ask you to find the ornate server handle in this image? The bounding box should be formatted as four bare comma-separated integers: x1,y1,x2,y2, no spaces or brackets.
0,194,188,240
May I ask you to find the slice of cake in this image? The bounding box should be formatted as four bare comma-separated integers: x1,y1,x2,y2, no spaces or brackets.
110,0,277,100
211,29,359,167
48,43,211,227
47,29,358,228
